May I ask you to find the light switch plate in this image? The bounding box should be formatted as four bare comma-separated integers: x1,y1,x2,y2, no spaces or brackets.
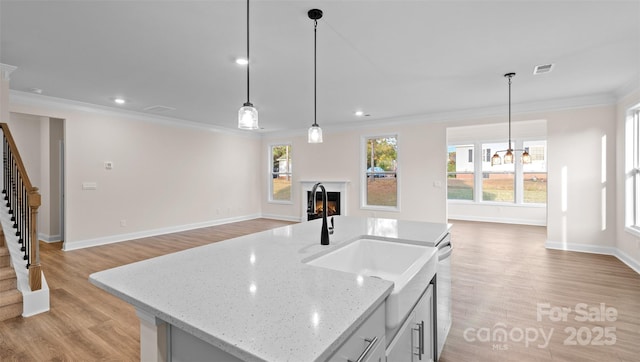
104,161,113,170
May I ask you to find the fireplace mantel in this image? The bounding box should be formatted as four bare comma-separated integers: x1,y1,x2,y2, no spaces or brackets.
300,181,349,222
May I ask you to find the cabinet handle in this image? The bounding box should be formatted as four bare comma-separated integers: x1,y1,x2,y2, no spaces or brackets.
413,321,425,360
419,320,425,356
347,336,378,362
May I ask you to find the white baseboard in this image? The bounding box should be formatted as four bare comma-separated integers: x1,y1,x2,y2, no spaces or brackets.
614,248,640,275
545,240,640,275
260,213,303,223
39,233,62,243
449,215,546,227
62,214,261,251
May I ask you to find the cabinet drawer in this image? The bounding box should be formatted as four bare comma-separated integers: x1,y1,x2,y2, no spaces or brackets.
328,302,385,362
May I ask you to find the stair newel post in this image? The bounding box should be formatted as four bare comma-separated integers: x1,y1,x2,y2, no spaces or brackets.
28,187,41,291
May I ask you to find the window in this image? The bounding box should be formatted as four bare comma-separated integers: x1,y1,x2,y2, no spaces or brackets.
447,140,547,205
363,135,398,208
447,145,474,201
523,140,547,203
269,144,292,202
482,142,514,202
627,107,640,232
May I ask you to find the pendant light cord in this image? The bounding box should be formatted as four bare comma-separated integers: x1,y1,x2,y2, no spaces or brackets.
313,18,318,127
508,74,512,150
246,0,250,104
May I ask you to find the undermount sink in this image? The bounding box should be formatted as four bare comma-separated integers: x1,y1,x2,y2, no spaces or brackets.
305,238,437,330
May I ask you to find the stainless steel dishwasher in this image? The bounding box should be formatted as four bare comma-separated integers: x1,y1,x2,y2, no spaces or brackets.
436,232,453,360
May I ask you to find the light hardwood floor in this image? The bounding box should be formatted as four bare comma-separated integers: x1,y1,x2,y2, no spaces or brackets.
440,221,640,362
0,219,638,361
0,218,295,361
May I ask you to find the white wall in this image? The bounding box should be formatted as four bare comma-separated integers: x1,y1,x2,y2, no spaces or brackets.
5,113,49,236
7,88,640,275
48,118,63,240
0,64,15,122
616,89,640,271
10,99,263,250
5,114,64,242
261,122,448,224
545,106,617,250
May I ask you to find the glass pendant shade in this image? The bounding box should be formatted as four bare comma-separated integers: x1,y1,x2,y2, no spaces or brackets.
308,124,323,143
503,149,514,164
238,102,259,130
491,153,502,166
521,150,532,164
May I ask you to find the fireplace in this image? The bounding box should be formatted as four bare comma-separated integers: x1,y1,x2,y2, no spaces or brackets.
300,181,349,222
298,180,349,222
307,191,341,221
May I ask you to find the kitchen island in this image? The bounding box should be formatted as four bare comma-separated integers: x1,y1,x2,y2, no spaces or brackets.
89,216,449,361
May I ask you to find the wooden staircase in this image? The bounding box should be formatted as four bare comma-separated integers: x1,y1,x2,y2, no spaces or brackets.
0,228,22,321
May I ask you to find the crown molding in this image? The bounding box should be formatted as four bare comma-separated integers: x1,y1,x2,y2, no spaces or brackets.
9,90,261,139
9,88,617,141
614,78,640,100
0,64,18,81
261,92,617,140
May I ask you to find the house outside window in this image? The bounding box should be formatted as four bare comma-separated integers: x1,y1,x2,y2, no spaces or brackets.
362,135,398,209
269,144,292,202
447,145,474,201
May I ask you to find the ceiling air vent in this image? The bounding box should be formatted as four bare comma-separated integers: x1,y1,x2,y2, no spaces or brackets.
533,64,553,75
143,105,176,113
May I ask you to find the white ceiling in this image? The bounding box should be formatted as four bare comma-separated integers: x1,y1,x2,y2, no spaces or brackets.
1,1,639,133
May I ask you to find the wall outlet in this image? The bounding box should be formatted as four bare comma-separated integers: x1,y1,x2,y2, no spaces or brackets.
120,219,127,227
82,182,97,190
105,161,113,170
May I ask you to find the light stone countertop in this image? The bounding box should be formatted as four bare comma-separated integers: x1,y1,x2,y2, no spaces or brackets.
89,216,450,361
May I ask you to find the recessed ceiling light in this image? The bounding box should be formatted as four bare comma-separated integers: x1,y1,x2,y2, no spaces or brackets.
355,111,364,116
114,98,126,105
235,58,249,65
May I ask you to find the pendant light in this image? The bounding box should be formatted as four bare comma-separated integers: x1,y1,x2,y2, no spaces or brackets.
308,9,323,143
491,73,531,166
238,0,258,130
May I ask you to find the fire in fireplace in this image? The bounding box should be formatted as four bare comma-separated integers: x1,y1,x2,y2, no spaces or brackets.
307,191,341,221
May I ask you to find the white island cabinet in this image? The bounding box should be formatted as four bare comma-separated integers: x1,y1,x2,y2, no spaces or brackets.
386,285,434,362
89,216,449,362
327,302,386,362
166,302,387,362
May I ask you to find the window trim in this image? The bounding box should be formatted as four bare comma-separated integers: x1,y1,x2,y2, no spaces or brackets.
360,134,400,211
625,104,640,236
268,143,293,204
